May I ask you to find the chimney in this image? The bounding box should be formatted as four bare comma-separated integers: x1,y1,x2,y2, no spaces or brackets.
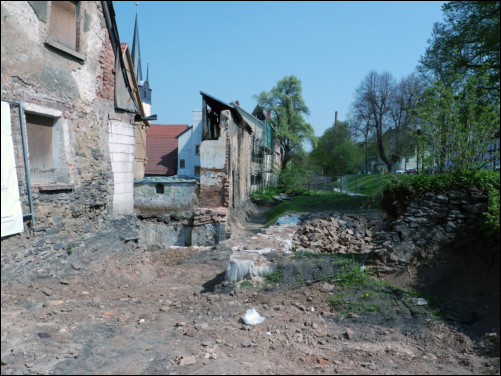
235,100,240,106
335,111,338,124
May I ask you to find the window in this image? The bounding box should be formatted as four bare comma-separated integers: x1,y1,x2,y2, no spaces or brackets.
194,166,200,176
155,183,164,194
49,1,79,51
405,158,410,164
195,145,200,154
26,113,67,183
180,159,186,169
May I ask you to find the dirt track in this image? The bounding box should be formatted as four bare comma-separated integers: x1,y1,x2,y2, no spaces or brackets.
1,208,500,375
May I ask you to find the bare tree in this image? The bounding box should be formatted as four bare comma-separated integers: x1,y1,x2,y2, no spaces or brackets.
348,100,374,173
389,73,423,165
354,71,395,172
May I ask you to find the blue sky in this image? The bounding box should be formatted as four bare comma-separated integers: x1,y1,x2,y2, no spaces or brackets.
113,1,446,137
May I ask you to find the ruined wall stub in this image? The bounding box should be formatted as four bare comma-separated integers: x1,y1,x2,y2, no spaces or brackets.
1,1,140,280
199,110,230,208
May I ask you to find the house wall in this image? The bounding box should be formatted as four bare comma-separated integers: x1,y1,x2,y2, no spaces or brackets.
0,1,140,281
134,124,147,179
178,110,202,177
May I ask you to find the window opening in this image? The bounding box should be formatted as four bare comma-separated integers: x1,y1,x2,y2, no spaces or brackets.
194,166,200,176
26,114,56,183
180,159,186,169
49,1,79,51
155,183,164,194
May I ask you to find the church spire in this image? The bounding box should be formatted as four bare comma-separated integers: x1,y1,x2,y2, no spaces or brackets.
131,2,142,82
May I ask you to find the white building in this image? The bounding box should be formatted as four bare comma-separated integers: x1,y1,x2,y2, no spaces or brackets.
177,110,203,178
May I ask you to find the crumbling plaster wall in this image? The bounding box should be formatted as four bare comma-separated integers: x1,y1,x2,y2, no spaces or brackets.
0,1,140,281
228,117,252,209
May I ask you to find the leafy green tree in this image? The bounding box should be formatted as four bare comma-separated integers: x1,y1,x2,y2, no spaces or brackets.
416,69,500,172
311,121,364,174
419,1,500,95
254,76,315,171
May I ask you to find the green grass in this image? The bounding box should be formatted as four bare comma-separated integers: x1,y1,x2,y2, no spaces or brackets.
346,174,393,196
265,191,377,226
266,269,284,284
327,257,442,320
239,281,254,288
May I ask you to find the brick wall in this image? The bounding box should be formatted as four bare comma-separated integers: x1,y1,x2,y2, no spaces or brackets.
109,119,136,215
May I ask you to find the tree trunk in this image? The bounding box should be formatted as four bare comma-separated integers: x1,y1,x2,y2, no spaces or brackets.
365,133,369,174
376,117,392,172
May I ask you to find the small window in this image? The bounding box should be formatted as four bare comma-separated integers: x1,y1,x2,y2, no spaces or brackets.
180,159,186,169
49,1,79,51
155,183,164,194
194,166,200,176
195,145,200,154
406,158,410,163
26,114,56,183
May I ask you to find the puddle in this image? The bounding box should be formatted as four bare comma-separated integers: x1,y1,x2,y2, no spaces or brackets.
276,214,301,226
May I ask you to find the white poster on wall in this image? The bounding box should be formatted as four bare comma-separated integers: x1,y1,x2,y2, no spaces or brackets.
1,101,24,237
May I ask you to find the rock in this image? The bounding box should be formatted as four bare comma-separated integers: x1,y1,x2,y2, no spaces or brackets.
176,322,186,327
345,329,353,340
71,261,84,270
312,323,319,330
43,300,64,307
242,340,252,348
59,279,70,285
411,298,428,306
422,353,438,361
159,307,171,312
179,356,197,366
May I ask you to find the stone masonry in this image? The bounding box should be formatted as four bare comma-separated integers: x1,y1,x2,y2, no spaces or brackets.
372,189,490,267
1,2,142,281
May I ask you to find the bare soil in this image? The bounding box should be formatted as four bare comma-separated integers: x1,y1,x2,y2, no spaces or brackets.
1,206,499,375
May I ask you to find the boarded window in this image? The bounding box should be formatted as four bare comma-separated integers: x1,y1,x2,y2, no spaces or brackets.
155,183,164,194
194,166,200,176
26,114,55,183
180,159,186,168
49,1,78,51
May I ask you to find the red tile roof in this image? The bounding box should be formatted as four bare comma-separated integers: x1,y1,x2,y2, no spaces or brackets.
145,125,189,175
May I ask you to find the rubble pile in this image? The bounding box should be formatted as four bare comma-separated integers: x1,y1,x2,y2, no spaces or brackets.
292,214,376,254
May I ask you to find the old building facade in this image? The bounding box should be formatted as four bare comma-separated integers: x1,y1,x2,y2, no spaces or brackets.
1,1,148,278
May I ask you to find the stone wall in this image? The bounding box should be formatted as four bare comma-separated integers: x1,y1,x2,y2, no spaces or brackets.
134,177,199,218
373,190,489,266
0,1,140,281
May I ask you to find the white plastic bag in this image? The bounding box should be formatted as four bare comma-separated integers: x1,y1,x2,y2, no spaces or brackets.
242,308,265,325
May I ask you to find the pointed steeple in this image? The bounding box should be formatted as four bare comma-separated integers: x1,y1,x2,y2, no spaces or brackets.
131,3,142,82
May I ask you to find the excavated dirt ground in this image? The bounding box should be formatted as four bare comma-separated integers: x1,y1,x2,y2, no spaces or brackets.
1,205,500,375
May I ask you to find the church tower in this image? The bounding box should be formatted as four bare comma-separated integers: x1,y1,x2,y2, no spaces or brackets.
131,3,152,116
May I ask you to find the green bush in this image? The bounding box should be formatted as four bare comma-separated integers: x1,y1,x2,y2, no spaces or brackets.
382,170,500,197
481,190,500,241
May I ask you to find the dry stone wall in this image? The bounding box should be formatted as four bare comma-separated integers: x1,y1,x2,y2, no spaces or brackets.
372,190,490,267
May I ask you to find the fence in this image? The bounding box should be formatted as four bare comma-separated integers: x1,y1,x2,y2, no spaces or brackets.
291,173,392,196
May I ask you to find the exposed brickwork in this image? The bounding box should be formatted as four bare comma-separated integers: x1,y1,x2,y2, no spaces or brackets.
97,28,115,101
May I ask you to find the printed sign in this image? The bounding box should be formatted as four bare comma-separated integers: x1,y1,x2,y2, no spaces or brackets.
1,101,24,237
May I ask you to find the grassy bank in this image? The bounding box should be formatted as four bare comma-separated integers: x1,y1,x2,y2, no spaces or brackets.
265,191,378,226
346,174,393,196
